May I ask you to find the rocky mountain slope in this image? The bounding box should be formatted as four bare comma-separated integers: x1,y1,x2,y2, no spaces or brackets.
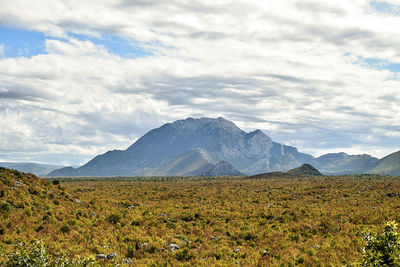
366,150,400,176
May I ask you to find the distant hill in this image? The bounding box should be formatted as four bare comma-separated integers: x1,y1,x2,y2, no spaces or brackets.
47,117,397,177
366,150,400,176
47,166,78,177
0,162,64,176
147,149,214,176
202,161,243,176
248,164,322,179
287,164,322,176
315,153,378,175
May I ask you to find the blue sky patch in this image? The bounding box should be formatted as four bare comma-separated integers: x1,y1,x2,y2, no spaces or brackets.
68,33,152,58
0,26,47,58
364,58,400,72
0,25,151,58
346,53,400,73
370,1,400,15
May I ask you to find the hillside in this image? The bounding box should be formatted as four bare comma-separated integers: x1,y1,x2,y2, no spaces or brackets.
367,150,400,175
0,168,88,261
315,153,378,175
248,164,322,179
287,164,322,176
0,162,64,176
202,161,243,176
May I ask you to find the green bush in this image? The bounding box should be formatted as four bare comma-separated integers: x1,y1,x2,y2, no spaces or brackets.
361,221,400,266
1,202,12,213
175,247,194,261
107,214,121,224
1,241,94,266
60,225,71,234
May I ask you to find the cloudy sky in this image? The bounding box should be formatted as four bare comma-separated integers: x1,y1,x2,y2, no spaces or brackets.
0,0,400,166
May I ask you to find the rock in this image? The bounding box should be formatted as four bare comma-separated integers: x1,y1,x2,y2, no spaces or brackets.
96,254,107,260
74,199,82,204
106,253,117,259
170,244,180,251
211,236,220,241
89,212,96,217
123,258,132,264
76,211,85,216
233,248,241,253
141,242,148,247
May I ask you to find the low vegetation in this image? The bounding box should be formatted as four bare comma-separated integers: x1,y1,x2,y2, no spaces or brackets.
1,167,400,265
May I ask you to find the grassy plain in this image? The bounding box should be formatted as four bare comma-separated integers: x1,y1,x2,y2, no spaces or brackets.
1,168,400,266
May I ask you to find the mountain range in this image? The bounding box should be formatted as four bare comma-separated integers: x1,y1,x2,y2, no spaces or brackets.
0,162,64,176
46,117,400,177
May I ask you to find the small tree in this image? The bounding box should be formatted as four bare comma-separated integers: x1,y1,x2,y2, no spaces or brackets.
361,221,400,266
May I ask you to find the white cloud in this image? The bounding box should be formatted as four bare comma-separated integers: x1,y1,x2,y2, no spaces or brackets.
0,44,4,57
0,0,400,164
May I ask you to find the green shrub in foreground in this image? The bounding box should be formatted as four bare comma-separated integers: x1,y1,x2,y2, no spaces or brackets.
361,221,400,266
0,241,94,266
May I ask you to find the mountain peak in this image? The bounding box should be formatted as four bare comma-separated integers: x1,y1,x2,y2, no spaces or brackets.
168,117,242,132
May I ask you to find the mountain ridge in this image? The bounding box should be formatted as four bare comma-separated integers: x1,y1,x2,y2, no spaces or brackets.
0,162,64,176
46,117,399,177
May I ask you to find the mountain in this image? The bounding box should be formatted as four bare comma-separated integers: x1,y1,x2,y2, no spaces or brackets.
315,153,379,175
203,161,243,176
47,117,385,177
287,164,322,176
0,162,64,176
366,150,400,176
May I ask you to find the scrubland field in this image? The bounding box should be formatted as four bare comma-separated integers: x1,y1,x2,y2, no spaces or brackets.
1,168,400,266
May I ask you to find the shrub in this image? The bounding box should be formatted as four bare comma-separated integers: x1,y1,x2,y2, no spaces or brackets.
35,225,45,232
60,225,71,234
52,180,60,185
361,221,400,266
1,241,93,266
1,202,12,213
131,220,140,226
107,214,121,225
175,247,194,261
126,245,135,258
